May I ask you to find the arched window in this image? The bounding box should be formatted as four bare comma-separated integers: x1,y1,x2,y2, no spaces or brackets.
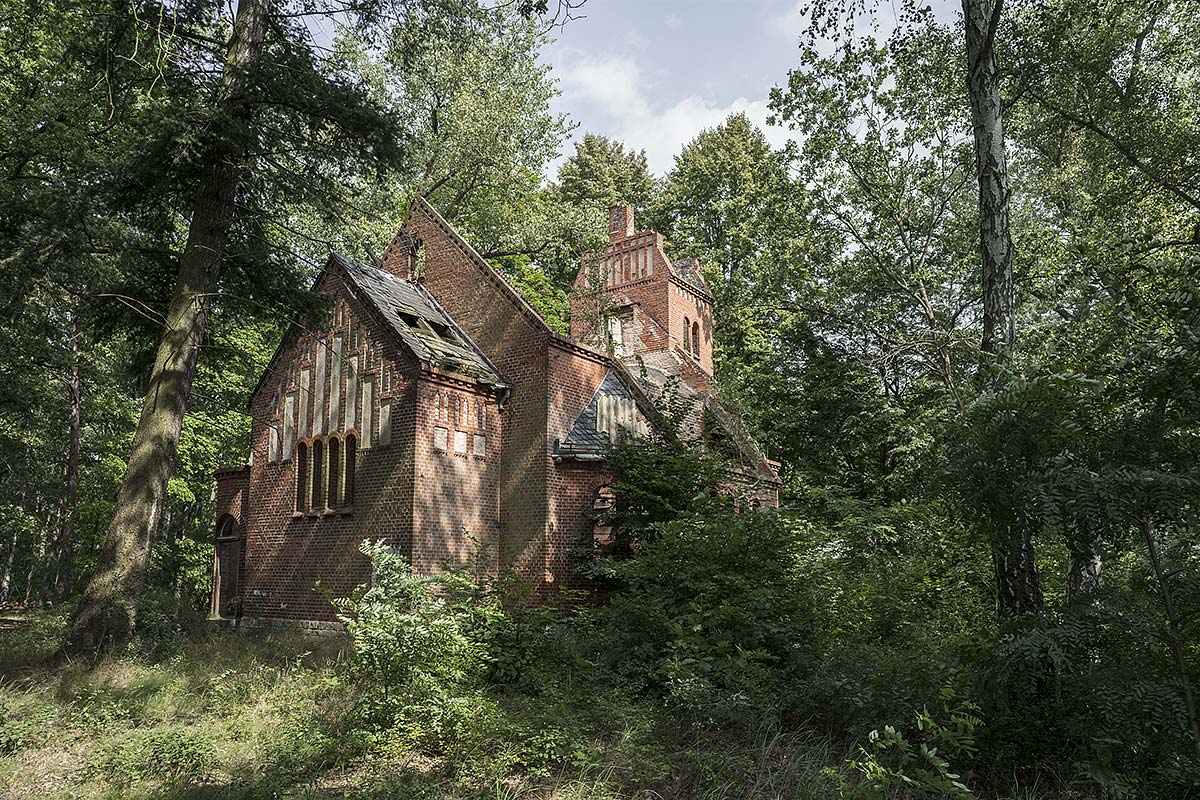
296,442,309,512
592,485,615,549
683,316,691,353
344,433,357,506
312,439,325,509
692,321,700,355
216,514,238,540
328,438,341,508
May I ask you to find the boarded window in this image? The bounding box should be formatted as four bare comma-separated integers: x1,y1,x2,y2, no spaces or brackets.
454,430,468,454
330,335,343,432
361,376,375,448
473,434,486,457
314,339,327,435
269,420,281,463
596,394,643,443
608,316,624,356
346,356,359,432
434,426,448,451
379,399,391,447
283,393,296,459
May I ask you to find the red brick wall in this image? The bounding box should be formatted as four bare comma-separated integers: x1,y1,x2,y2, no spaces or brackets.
384,201,555,586
568,207,715,388
411,373,501,577
213,467,248,529
239,268,420,621
545,343,618,588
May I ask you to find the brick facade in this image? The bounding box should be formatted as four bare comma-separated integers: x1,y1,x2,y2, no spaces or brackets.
211,200,779,623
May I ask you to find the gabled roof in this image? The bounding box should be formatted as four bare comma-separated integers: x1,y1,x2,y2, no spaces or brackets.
557,372,639,460
669,256,712,296
334,253,505,388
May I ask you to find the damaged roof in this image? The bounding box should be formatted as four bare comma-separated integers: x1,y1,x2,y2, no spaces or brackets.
334,254,505,387
557,372,639,460
670,256,711,294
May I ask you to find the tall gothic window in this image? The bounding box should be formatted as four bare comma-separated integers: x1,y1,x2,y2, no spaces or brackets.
683,316,691,353
312,439,325,509
328,438,341,508
692,321,700,355
344,434,357,506
296,443,309,512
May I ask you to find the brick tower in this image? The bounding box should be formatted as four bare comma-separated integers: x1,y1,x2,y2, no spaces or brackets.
569,205,714,392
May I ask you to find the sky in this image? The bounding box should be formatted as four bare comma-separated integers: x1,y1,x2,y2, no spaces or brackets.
543,0,956,177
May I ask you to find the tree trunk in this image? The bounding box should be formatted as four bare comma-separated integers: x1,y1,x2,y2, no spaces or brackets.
1141,514,1200,762
64,0,270,652
992,512,1043,618
0,518,17,603
962,0,1043,619
23,510,46,606
46,312,81,600
963,0,1015,363
1065,515,1103,608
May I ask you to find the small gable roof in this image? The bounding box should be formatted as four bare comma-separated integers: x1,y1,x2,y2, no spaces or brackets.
669,256,712,296
557,372,639,459
335,254,505,387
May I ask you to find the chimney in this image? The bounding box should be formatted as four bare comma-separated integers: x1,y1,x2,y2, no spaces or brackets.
608,205,635,243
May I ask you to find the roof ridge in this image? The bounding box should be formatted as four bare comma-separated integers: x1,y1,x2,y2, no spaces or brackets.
410,196,555,337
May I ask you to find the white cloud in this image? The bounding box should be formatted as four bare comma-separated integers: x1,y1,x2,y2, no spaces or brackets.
552,51,796,176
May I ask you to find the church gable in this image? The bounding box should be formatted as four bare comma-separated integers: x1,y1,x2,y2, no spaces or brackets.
555,371,650,461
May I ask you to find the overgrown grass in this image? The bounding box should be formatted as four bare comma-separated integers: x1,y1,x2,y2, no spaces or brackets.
0,606,847,800
0,606,1109,800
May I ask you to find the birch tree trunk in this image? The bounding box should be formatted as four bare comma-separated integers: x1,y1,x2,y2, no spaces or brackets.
46,312,81,600
65,0,271,652
963,0,1015,363
962,0,1044,619
0,524,15,603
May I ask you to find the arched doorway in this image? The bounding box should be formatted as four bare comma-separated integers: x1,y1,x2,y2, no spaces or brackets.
212,514,241,619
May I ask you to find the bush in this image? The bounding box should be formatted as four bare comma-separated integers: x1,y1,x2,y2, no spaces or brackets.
329,540,494,728
595,506,814,722
837,696,980,800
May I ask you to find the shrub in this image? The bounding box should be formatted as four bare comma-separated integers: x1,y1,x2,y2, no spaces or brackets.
836,695,981,800
0,700,54,755
595,507,814,721
329,540,493,727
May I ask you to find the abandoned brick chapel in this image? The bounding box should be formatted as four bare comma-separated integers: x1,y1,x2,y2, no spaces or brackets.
210,200,780,624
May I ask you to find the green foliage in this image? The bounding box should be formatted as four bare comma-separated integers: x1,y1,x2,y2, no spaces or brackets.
598,507,812,722
329,540,494,726
88,724,216,789
557,133,657,210
838,696,980,800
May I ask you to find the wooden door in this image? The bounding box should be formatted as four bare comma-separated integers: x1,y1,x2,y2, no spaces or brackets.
215,538,240,618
